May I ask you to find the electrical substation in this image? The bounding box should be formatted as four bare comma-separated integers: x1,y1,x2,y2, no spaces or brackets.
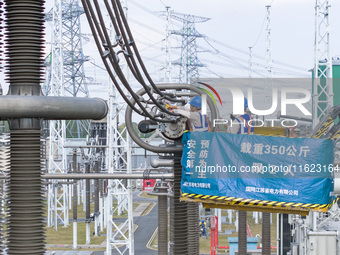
0,1,339,255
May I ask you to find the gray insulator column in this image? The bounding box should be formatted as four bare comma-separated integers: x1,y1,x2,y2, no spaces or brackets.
170,155,188,255
8,130,45,254
262,212,271,255
238,211,247,255
158,185,168,255
187,202,199,255
5,0,46,254
0,179,4,254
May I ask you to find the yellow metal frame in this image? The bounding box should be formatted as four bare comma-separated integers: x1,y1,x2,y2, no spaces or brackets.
181,192,337,216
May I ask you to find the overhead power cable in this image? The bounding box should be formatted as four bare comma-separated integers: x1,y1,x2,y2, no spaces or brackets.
81,0,185,122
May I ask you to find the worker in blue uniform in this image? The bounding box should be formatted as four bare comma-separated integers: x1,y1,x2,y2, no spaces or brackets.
229,97,254,134
199,219,207,237
168,96,210,132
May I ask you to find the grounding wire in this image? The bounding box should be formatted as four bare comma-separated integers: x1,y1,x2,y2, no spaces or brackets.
135,39,164,52
250,10,267,49
199,41,308,77
128,17,165,35
205,35,307,72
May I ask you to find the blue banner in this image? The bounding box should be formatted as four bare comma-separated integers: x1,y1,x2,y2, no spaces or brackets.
181,132,334,205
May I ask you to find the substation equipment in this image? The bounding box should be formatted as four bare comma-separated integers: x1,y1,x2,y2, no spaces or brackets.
0,1,340,255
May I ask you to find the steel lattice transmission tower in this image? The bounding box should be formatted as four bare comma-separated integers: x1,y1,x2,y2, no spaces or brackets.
46,0,69,230
170,12,210,83
105,2,134,254
265,5,273,104
164,6,173,83
313,0,333,126
45,0,90,229
106,85,134,255
46,0,90,138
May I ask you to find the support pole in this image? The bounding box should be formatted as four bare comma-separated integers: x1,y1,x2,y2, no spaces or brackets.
187,202,199,255
170,154,188,254
238,211,247,255
217,209,222,232
228,210,233,224
157,184,168,255
72,149,78,250
94,161,100,236
85,163,91,244
262,212,271,255
54,184,58,231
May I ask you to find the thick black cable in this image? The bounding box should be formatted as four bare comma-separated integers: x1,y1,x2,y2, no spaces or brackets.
103,0,141,82
114,0,162,91
92,0,180,117
82,0,141,114
82,0,149,118
109,0,185,111
92,0,150,109
83,0,175,123
90,0,166,121
113,0,185,104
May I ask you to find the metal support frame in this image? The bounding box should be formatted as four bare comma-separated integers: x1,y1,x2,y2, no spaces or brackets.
164,6,173,83
263,6,273,249
313,0,333,126
106,83,134,255
0,134,9,253
47,0,92,230
46,0,91,137
47,0,68,230
265,5,273,105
